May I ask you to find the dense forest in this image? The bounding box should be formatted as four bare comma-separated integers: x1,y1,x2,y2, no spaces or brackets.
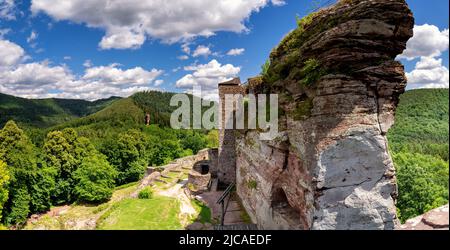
0,93,120,128
387,89,449,222
0,91,218,228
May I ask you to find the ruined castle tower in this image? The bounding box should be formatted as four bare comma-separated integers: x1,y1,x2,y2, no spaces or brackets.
217,78,243,185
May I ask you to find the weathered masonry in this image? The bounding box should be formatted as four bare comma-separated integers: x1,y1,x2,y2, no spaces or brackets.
218,78,244,186
217,0,414,229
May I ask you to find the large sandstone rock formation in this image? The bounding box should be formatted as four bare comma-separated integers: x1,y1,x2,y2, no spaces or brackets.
234,0,414,229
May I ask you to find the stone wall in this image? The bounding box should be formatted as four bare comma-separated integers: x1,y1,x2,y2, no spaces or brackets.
137,148,218,193
208,148,219,177
188,160,212,193
233,0,414,230
218,78,244,185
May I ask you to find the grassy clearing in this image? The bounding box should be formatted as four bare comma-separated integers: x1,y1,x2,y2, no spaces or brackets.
25,174,215,230
96,197,183,230
191,200,212,224
152,180,167,189
24,183,139,230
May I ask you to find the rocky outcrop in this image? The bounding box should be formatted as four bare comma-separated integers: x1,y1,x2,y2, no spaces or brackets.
398,204,449,230
234,0,414,229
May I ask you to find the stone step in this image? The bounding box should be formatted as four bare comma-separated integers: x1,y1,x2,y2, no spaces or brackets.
154,179,167,184
224,210,245,225
210,178,219,192
225,201,241,212
214,224,258,230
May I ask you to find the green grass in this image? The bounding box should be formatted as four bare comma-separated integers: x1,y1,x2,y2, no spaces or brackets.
96,197,183,230
114,181,139,191
24,183,139,230
152,180,167,189
191,200,212,224
240,209,252,224
167,171,182,180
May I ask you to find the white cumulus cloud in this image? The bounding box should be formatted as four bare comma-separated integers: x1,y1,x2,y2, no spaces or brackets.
0,39,164,100
31,0,283,49
177,55,189,60
397,24,449,90
406,57,449,89
0,39,25,67
271,0,286,6
227,48,245,56
398,24,449,61
176,59,240,100
192,45,212,58
83,64,162,87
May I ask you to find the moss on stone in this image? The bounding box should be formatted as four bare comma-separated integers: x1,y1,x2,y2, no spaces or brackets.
245,136,254,146
261,2,359,89
247,179,258,190
292,97,313,121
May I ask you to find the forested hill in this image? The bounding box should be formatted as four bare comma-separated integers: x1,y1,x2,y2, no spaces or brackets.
0,93,120,128
22,91,216,147
388,88,448,161
387,88,449,222
52,91,213,131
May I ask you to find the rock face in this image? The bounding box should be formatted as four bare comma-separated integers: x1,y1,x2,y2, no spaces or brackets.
233,0,414,229
398,204,449,230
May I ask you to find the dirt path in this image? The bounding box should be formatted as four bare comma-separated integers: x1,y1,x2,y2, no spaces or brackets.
157,179,197,226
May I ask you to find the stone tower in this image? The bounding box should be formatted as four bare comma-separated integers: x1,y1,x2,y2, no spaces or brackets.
218,78,243,186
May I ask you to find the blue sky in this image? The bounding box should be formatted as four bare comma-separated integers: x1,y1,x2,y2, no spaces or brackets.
0,0,448,100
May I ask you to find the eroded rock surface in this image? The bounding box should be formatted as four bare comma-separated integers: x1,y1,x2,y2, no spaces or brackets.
398,204,449,230
234,0,414,230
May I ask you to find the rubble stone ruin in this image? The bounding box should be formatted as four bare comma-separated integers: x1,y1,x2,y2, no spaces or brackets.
216,0,414,229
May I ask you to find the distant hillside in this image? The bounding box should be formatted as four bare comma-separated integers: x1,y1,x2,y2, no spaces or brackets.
0,92,120,128
54,91,213,130
387,88,449,222
29,91,215,147
388,88,449,161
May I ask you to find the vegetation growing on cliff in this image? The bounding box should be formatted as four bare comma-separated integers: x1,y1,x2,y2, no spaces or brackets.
261,10,331,88
292,97,314,120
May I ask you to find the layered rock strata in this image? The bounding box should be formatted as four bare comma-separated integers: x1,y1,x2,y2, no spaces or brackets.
234,0,414,229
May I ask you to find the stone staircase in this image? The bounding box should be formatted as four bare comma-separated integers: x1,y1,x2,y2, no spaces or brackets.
214,224,258,230
196,179,257,230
